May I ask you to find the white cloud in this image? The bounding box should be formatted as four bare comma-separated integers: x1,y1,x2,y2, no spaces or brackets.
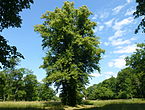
108,17,135,46
92,11,109,20
126,0,133,3
130,37,137,41
108,17,134,41
116,46,123,49
98,25,104,31
90,71,116,79
111,39,129,46
99,12,109,19
104,71,117,79
104,75,112,79
105,72,114,75
112,1,132,15
113,44,137,54
111,38,134,46
92,14,97,20
108,62,114,67
109,30,125,40
113,17,134,30
112,5,125,14
102,55,107,58
104,18,115,27
108,55,127,69
104,42,110,46
125,8,135,16
93,25,104,33
90,73,101,77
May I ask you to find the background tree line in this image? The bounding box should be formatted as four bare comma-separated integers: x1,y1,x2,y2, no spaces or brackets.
86,43,145,100
0,66,57,101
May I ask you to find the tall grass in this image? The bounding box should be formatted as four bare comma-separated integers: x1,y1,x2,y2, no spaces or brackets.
0,99,145,110
0,101,64,110
81,99,145,110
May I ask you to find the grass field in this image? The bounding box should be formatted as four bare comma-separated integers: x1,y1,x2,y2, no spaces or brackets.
0,99,145,110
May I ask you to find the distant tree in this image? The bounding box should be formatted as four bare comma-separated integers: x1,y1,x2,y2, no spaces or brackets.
126,43,145,73
35,1,104,106
95,86,114,100
38,83,55,101
0,67,36,101
86,85,114,100
0,70,12,101
86,66,144,100
101,77,117,98
10,68,32,101
24,74,38,101
86,85,97,100
0,0,34,69
126,43,145,98
116,67,136,99
134,0,145,33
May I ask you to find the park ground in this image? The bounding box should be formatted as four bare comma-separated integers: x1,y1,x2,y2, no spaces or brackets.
0,99,145,110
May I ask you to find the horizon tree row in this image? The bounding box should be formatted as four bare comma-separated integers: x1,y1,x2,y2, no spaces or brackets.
86,43,145,100
0,67,56,101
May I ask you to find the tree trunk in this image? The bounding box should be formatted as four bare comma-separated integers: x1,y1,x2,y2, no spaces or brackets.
67,78,77,106
61,78,77,106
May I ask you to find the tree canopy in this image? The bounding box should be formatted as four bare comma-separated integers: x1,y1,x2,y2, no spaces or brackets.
134,0,145,33
0,0,34,69
0,36,24,69
126,43,145,98
126,43,145,73
0,68,56,101
0,0,34,31
35,1,104,106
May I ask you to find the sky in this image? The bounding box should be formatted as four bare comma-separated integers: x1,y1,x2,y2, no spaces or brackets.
2,0,145,87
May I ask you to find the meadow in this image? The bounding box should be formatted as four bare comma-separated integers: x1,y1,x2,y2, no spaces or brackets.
0,99,145,110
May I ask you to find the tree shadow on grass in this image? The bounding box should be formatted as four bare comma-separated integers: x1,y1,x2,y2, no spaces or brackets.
0,107,46,110
75,103,145,110
43,101,64,110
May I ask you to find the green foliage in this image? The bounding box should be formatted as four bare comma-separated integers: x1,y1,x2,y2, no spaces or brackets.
86,68,141,100
86,78,115,100
0,36,24,69
126,43,145,98
0,67,56,101
93,86,114,100
134,0,145,33
116,67,135,99
0,0,34,31
35,1,104,106
38,83,56,101
126,43,145,73
0,0,34,69
0,68,34,101
24,74,38,101
86,85,96,100
11,68,27,101
101,77,117,97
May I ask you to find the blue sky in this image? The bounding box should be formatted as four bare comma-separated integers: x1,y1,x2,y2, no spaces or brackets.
2,0,144,87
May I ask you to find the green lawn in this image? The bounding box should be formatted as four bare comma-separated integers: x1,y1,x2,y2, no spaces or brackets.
0,99,145,110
